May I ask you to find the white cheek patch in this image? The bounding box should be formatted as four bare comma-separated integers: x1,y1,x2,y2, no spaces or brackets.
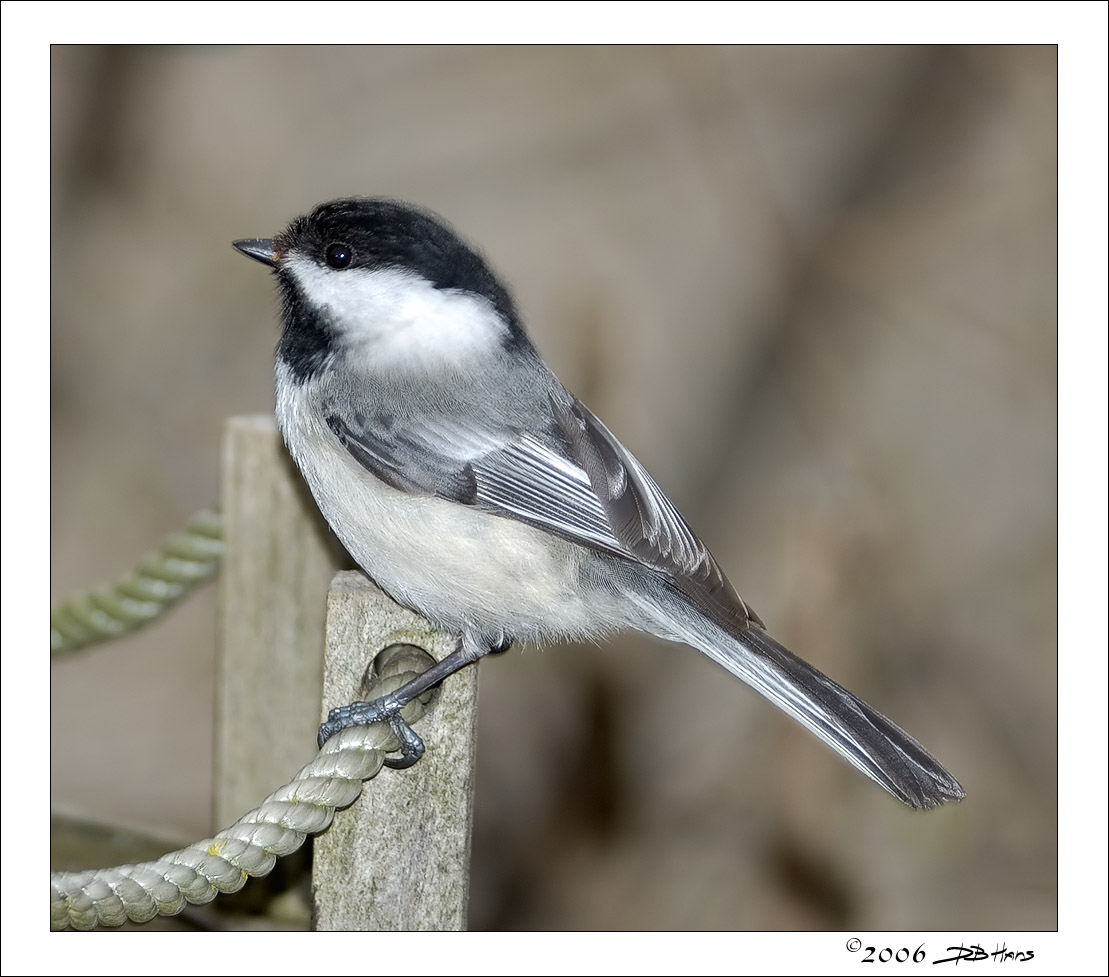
283,255,508,371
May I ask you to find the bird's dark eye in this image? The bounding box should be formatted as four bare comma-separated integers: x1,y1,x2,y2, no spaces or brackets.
325,243,353,269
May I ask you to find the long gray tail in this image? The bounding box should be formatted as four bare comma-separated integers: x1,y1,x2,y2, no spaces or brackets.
656,604,965,809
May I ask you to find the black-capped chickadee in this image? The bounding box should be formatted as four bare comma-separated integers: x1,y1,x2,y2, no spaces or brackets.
233,198,964,810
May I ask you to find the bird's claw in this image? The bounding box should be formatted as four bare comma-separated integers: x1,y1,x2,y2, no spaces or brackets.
316,692,426,766
383,716,425,768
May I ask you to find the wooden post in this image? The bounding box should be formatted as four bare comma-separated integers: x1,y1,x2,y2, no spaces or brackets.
312,572,478,931
216,416,340,827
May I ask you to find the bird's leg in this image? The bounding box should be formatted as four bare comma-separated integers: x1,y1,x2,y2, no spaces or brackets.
317,632,508,767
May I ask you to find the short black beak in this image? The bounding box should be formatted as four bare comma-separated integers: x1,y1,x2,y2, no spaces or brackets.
232,238,277,267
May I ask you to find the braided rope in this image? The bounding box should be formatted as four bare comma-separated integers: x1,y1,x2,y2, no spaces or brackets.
51,507,223,656
51,720,403,930
50,512,446,929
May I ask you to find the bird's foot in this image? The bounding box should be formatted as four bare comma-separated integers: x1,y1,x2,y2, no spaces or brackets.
316,634,506,766
317,692,427,767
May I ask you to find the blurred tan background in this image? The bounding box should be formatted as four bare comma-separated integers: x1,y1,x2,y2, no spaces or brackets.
50,45,1056,930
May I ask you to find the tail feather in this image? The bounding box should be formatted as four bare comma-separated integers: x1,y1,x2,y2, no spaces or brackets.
674,614,965,809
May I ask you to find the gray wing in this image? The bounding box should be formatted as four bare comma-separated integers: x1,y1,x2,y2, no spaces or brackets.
324,403,621,554
324,391,760,628
547,395,762,630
